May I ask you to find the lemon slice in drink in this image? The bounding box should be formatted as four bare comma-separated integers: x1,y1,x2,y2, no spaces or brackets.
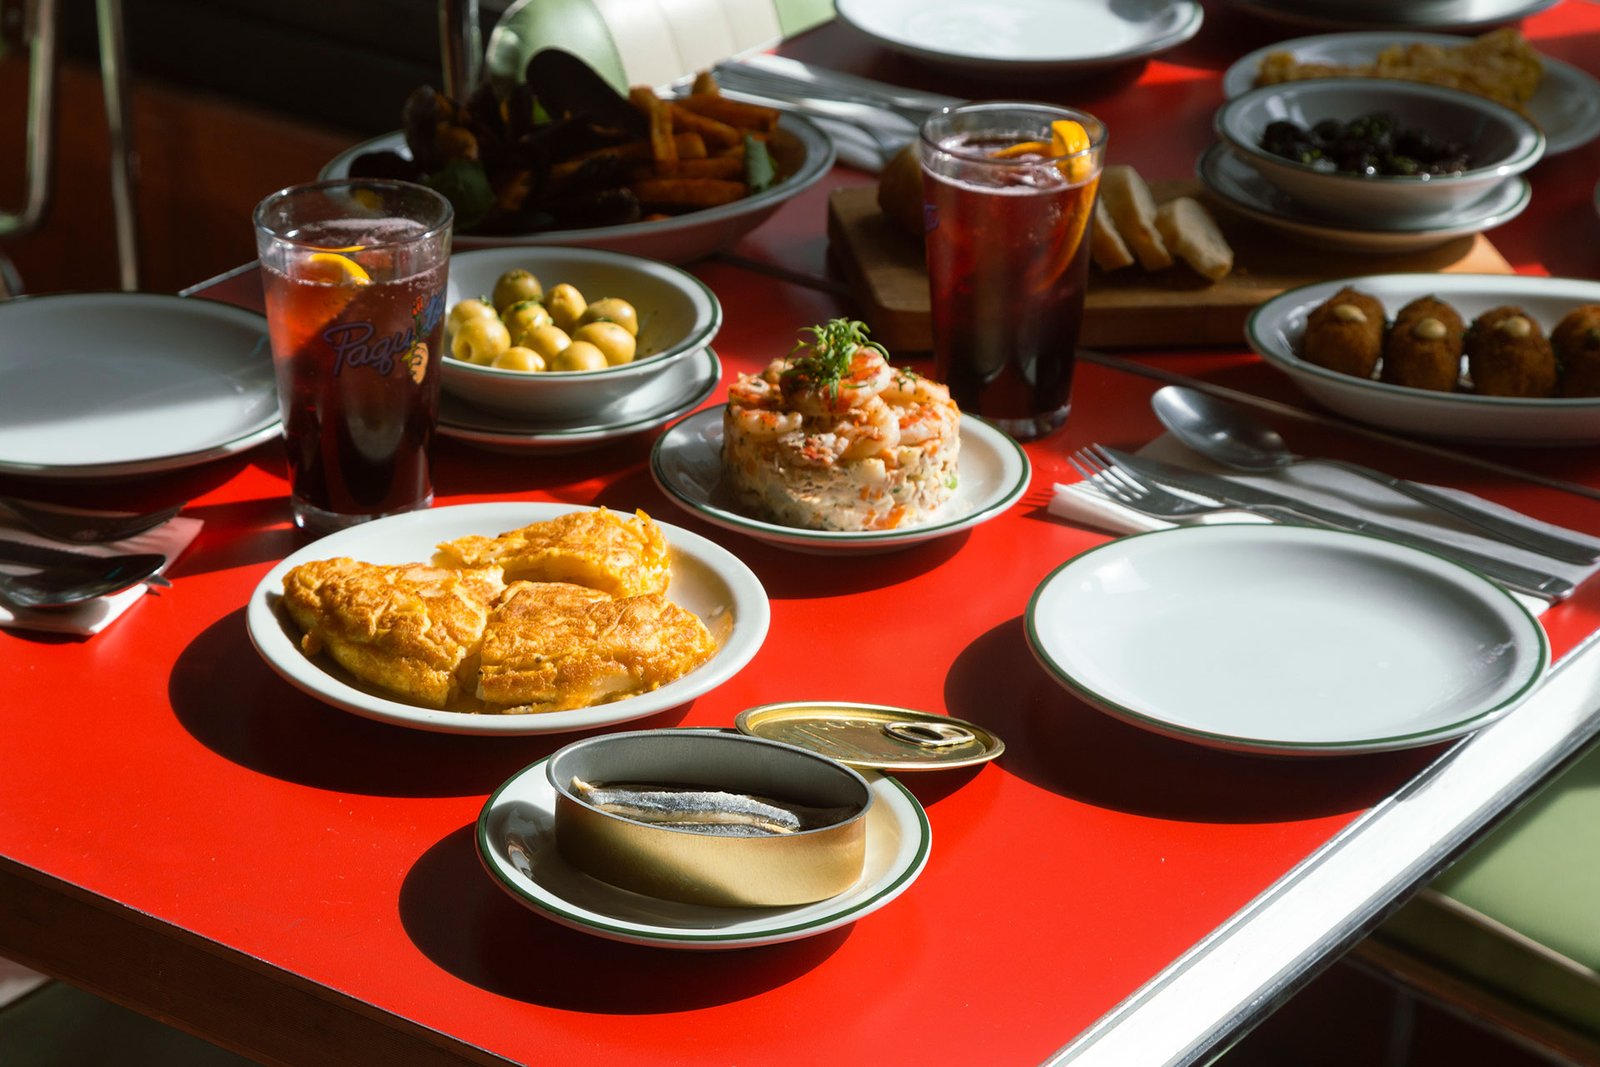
1051,120,1095,183
304,251,372,286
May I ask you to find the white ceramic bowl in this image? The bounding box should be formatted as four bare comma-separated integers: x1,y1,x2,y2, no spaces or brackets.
1214,78,1544,224
442,246,720,421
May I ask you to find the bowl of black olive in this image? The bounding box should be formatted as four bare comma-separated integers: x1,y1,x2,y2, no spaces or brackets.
1213,79,1544,225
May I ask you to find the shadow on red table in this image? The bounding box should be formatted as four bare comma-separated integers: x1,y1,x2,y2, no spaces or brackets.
167,608,693,797
944,615,1439,823
399,823,848,1005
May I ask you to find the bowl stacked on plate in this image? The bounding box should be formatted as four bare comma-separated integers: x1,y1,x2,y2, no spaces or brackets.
1203,79,1545,252
437,247,723,452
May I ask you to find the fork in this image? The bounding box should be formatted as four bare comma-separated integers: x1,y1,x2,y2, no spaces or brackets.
1068,445,1574,601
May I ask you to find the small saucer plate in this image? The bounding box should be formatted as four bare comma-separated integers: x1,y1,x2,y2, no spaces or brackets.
1197,143,1530,254
477,737,931,948
439,347,721,454
1027,525,1549,756
650,409,1031,554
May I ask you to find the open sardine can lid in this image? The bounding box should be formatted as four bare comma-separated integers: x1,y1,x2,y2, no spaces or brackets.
735,702,1004,772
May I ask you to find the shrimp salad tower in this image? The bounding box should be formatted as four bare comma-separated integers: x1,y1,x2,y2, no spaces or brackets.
722,319,961,531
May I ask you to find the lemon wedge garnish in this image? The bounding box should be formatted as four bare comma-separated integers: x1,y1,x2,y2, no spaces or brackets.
305,251,371,286
990,139,1051,160
1051,120,1095,183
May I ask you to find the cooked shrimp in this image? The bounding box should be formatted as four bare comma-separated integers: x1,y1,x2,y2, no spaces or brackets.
730,405,803,440
882,371,960,446
777,320,895,416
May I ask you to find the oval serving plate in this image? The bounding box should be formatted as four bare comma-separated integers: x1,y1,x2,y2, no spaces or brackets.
649,408,1031,554
477,732,931,948
320,115,834,264
0,293,279,478
246,503,769,736
1221,31,1600,156
1247,273,1600,445
1027,525,1549,756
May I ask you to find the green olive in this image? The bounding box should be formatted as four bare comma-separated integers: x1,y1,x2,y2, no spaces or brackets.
446,298,498,338
492,269,542,312
580,297,639,337
573,321,636,366
492,346,546,372
523,324,571,361
546,283,586,333
501,300,553,347
450,316,511,364
550,340,608,372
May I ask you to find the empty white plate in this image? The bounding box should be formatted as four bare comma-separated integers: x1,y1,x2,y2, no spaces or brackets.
0,293,278,478
836,0,1202,77
1027,525,1548,755
477,738,931,949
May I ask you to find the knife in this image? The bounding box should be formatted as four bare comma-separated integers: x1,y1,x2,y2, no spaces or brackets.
1101,448,1575,602
0,538,172,588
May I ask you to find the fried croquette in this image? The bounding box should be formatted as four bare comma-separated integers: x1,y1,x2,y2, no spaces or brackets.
281,559,506,708
1381,296,1464,392
1552,304,1600,397
1303,287,1386,379
476,581,718,713
434,507,671,597
1466,306,1557,397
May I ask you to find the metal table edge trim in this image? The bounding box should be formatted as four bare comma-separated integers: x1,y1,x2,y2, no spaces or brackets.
1047,624,1600,1067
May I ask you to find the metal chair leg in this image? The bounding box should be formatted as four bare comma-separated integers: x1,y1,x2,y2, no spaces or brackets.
96,0,138,291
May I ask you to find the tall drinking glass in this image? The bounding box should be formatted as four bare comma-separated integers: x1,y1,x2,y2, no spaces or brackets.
253,179,453,534
920,103,1107,441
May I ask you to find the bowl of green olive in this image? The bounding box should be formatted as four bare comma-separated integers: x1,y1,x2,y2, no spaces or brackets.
441,246,721,420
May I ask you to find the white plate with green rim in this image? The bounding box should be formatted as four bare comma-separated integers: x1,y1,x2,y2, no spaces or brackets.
246,502,768,736
438,347,721,454
1221,31,1600,156
1027,524,1549,756
1222,0,1559,35
649,409,1031,554
0,293,278,478
477,737,931,948
1246,273,1600,445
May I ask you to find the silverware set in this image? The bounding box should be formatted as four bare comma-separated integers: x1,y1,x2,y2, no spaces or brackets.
0,500,183,609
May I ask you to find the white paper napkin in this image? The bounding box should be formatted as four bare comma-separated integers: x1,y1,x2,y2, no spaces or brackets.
1049,435,1600,617
0,514,203,636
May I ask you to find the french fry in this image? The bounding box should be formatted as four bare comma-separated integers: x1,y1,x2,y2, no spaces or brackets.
631,177,748,209
669,155,746,180
690,70,720,96
630,87,678,172
550,133,708,184
674,94,779,132
668,103,743,150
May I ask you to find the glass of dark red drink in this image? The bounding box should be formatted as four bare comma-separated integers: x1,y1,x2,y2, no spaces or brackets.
253,180,453,534
920,103,1107,441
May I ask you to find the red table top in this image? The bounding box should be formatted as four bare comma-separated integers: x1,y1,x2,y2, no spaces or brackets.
3,5,1600,1065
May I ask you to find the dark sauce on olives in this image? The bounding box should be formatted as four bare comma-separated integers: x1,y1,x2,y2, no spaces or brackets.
1260,112,1472,178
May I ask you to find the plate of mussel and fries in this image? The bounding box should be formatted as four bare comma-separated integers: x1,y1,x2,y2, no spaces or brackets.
321,50,834,263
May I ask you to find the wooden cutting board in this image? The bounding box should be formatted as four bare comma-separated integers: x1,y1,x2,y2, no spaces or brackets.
826,181,1514,352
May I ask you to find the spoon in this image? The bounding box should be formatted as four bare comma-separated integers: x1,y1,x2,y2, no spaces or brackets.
1150,385,1600,565
0,497,186,544
0,552,168,609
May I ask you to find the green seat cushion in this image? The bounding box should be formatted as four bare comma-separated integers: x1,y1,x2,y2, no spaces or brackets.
1381,738,1600,1036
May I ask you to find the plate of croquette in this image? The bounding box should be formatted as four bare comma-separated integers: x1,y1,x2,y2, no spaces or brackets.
1246,274,1600,445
